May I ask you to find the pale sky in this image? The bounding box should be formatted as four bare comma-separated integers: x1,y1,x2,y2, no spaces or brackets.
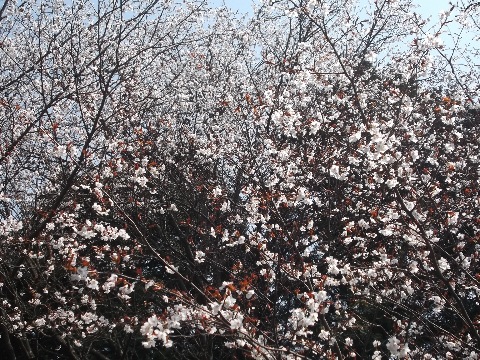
209,0,476,56
209,0,456,19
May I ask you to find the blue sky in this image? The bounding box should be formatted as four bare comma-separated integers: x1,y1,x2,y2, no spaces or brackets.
208,0,253,14
416,0,453,16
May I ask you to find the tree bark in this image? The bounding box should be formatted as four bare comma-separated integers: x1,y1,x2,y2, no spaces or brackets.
0,322,16,360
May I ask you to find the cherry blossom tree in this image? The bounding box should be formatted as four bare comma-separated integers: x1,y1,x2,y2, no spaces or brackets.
0,0,479,359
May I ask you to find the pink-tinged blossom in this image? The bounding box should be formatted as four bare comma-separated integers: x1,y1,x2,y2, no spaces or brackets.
230,315,244,330
386,336,400,356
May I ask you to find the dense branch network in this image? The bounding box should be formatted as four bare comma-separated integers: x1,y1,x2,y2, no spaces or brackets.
0,0,479,359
